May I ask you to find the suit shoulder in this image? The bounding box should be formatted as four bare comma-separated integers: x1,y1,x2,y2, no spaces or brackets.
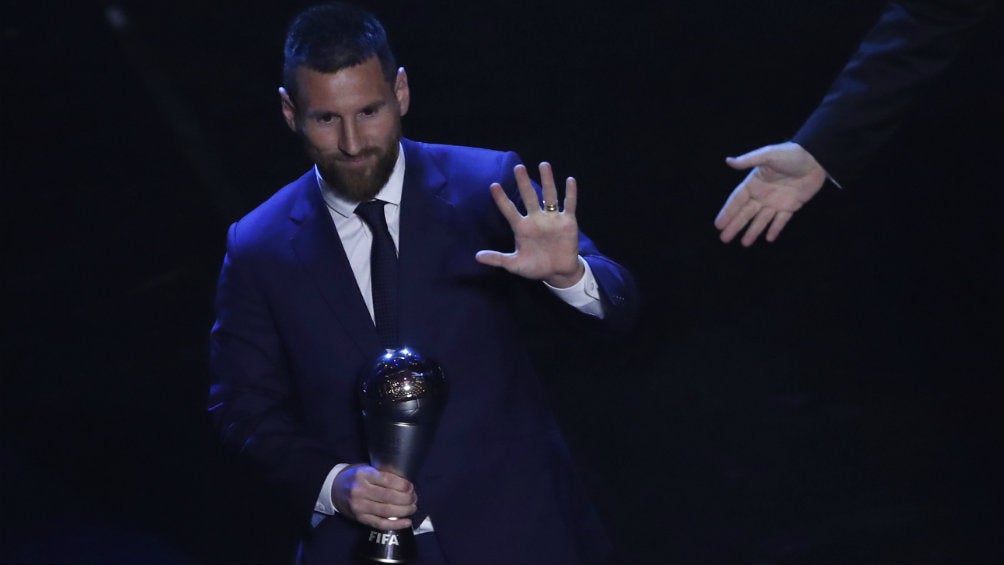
409,140,520,179
229,169,314,248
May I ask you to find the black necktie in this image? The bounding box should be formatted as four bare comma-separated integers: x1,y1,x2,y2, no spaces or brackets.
354,200,400,349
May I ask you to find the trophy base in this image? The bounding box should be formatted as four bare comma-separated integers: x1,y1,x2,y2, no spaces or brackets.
355,526,417,564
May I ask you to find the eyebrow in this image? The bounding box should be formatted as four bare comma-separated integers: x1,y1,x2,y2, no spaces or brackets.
305,100,388,120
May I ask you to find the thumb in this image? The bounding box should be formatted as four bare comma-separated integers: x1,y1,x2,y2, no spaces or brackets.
725,144,778,171
475,250,512,268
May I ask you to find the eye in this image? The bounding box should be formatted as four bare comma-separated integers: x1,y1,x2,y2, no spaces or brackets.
360,106,380,118
316,113,336,124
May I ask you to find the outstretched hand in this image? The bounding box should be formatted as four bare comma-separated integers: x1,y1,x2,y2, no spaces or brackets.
331,464,417,531
714,142,828,246
476,162,584,288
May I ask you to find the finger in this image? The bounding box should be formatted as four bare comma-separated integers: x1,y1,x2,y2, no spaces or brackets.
720,200,760,243
349,498,414,529
725,144,781,170
351,482,417,516
367,488,417,513
355,490,416,513
563,176,577,216
538,161,558,210
360,512,414,531
370,471,415,494
714,183,751,229
513,164,539,214
765,210,793,242
488,182,523,224
474,250,515,270
741,207,776,247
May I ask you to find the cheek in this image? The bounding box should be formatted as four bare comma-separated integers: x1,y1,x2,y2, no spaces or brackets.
368,117,401,144
302,128,339,153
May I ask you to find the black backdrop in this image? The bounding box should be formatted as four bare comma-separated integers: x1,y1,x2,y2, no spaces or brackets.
3,1,1001,563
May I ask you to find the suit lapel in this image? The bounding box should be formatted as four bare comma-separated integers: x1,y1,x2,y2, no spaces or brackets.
288,172,382,358
398,140,459,352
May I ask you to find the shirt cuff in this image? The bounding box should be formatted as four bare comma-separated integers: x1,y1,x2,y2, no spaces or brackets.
315,463,350,516
543,256,604,319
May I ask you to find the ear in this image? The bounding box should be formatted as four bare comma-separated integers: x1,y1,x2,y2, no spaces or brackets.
394,67,410,117
279,86,298,131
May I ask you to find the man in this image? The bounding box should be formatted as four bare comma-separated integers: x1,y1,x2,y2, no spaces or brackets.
714,0,994,246
207,3,638,563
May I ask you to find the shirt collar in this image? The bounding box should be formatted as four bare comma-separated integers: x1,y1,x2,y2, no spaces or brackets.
316,142,406,218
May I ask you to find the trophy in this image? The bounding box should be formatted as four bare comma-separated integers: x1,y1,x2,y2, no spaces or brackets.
356,347,447,564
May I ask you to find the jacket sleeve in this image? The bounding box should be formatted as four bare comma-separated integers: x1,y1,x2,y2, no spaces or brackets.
581,250,640,335
792,0,994,182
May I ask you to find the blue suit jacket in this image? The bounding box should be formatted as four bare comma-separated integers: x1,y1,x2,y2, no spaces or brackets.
209,139,638,563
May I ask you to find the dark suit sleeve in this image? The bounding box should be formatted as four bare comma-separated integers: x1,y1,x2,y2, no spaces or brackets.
208,221,339,526
792,0,994,182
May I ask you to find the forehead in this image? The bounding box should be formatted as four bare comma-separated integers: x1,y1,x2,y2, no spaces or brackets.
293,56,393,112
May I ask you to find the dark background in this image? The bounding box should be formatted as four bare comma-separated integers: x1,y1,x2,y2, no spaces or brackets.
3,1,1001,563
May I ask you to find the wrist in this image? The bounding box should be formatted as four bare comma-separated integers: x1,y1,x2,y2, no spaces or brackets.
545,257,586,289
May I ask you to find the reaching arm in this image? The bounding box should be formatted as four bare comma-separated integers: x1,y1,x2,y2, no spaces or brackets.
794,0,994,182
715,0,993,246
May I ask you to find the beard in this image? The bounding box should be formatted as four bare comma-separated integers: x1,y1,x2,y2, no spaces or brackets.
310,134,400,203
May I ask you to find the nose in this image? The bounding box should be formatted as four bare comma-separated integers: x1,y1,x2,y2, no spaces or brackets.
339,119,362,156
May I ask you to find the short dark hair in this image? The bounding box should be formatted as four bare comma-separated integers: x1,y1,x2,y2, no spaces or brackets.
283,2,397,101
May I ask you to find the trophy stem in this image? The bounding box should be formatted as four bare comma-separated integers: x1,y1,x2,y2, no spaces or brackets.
356,522,417,564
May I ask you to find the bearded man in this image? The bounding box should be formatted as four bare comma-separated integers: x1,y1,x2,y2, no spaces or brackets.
208,3,638,563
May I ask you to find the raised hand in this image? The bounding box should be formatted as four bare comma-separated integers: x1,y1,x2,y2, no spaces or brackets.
476,162,584,288
714,142,828,246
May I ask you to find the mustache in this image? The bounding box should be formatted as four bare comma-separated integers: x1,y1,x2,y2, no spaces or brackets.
332,147,381,162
